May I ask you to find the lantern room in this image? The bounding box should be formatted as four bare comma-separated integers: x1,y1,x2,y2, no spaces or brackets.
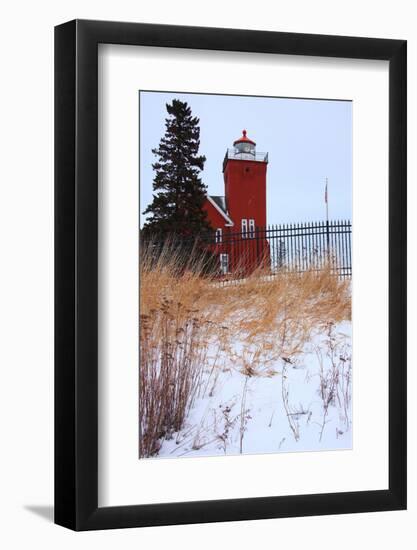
233,129,256,159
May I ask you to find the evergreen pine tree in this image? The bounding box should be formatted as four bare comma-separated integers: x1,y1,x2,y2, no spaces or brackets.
142,99,211,238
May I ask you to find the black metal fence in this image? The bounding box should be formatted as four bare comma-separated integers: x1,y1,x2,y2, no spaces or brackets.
263,220,352,278
141,220,352,279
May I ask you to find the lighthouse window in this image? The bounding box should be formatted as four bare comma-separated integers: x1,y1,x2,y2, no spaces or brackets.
215,228,222,243
249,219,255,238
241,218,248,238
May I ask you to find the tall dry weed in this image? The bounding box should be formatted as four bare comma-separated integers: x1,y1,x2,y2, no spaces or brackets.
139,239,351,457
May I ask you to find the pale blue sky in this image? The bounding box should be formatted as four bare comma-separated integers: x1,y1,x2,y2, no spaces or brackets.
139,91,352,227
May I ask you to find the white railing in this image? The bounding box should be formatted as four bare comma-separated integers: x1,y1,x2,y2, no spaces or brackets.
224,149,269,163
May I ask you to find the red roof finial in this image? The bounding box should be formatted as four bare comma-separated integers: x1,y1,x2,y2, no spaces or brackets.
233,129,256,146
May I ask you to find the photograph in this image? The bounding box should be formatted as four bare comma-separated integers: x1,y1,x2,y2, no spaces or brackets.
139,91,353,459
0,1,409,542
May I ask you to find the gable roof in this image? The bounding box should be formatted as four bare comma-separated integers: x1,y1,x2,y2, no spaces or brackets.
207,195,234,226
210,195,227,212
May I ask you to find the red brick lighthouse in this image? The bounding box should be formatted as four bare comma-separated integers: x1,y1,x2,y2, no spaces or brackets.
203,130,270,276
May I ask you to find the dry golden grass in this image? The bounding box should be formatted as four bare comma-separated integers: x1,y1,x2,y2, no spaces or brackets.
139,241,351,457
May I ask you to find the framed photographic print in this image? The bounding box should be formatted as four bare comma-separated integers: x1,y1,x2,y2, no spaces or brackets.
55,20,406,530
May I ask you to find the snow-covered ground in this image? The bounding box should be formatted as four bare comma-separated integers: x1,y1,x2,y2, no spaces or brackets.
154,320,352,459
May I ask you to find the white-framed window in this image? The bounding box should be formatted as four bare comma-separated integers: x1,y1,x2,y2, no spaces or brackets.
219,253,229,275
241,218,248,238
249,219,255,238
215,228,222,243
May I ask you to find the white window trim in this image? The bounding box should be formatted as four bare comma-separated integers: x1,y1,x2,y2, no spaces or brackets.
219,253,229,275
215,228,223,243
241,218,248,238
249,219,255,239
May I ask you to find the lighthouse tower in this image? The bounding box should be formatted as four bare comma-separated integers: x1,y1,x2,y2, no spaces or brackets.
223,130,268,234
202,130,270,276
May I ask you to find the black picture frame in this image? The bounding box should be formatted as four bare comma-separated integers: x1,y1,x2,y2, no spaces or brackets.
55,19,407,531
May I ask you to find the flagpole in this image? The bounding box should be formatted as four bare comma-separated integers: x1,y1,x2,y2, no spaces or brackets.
325,177,330,261
325,177,329,225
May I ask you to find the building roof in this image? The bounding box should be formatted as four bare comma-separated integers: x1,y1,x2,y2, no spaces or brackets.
207,195,234,226
210,195,227,212
233,129,256,146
